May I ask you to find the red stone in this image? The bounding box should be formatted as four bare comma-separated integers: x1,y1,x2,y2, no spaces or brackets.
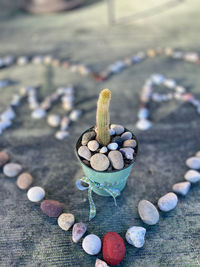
102,232,125,266
40,200,64,217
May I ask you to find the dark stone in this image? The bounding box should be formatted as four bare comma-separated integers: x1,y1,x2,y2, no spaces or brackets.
40,200,64,217
111,136,123,146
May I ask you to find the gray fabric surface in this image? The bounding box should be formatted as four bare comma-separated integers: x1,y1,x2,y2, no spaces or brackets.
0,0,200,266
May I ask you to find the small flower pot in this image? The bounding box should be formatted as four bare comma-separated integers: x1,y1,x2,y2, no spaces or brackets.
75,126,138,197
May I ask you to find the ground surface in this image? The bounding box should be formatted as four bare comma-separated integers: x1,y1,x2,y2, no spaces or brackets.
0,0,200,266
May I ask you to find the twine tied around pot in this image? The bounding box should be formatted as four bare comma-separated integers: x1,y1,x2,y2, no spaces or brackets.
76,177,125,220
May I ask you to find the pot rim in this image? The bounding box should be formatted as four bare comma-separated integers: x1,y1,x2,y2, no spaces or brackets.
75,126,138,174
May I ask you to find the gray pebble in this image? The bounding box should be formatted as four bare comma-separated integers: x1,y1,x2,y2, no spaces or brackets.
172,182,191,196
186,157,200,169
81,131,96,145
78,146,92,161
125,226,146,248
120,148,135,160
158,192,178,212
90,153,110,171
3,163,22,177
108,151,124,170
82,234,101,255
123,139,137,148
72,222,87,243
27,186,45,202
138,200,159,225
100,146,108,154
110,124,124,135
87,140,99,152
107,142,118,151
121,131,132,141
184,170,200,183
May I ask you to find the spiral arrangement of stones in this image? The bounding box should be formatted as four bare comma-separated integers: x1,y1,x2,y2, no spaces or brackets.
77,124,137,172
0,85,82,140
136,73,200,131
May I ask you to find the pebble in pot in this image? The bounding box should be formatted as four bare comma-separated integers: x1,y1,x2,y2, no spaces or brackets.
3,163,22,177
110,124,124,135
58,213,75,231
184,170,200,183
41,200,63,217
82,234,101,255
27,186,45,202
100,146,108,154
138,200,159,225
95,259,109,267
78,146,92,161
112,136,123,146
125,226,146,248
81,131,96,145
172,182,191,196
186,157,200,169
123,139,137,148
120,148,134,160
158,192,178,212
16,172,33,190
87,140,99,152
102,232,125,266
90,153,110,171
121,131,132,141
107,142,118,151
108,151,124,170
47,114,61,127
72,222,87,243
0,151,9,167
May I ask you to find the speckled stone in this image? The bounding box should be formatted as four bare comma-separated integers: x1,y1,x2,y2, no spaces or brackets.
184,170,200,183
158,192,178,212
27,186,45,202
81,131,96,145
0,151,9,167
123,139,137,148
41,200,64,217
58,213,75,230
82,234,102,255
186,157,200,169
110,124,124,135
108,151,124,170
78,146,92,161
16,172,33,190
95,259,109,267
90,153,110,171
3,163,22,177
125,226,146,248
87,140,99,152
72,222,87,243
172,182,191,196
121,132,132,141
138,200,159,225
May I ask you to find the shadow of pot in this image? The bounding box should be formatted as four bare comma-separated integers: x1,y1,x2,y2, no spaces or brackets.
75,126,138,197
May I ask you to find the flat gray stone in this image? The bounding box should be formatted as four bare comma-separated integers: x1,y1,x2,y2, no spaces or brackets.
138,200,159,225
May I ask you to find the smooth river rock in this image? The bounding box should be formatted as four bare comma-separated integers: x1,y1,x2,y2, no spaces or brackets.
138,200,159,225
41,200,63,217
82,234,101,255
125,226,146,248
123,139,137,148
87,140,99,152
0,151,9,167
16,172,33,190
78,146,92,161
72,222,87,243
47,114,61,127
172,182,191,196
158,192,178,212
90,153,110,171
184,170,200,183
110,124,124,135
108,151,124,170
58,213,75,230
121,131,132,141
27,186,45,202
81,131,96,145
107,143,118,151
186,157,200,169
3,163,22,177
95,259,109,267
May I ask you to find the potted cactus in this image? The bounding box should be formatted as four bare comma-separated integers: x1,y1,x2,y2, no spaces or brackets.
75,89,138,220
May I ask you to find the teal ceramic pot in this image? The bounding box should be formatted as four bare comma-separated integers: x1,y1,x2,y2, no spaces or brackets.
75,127,138,197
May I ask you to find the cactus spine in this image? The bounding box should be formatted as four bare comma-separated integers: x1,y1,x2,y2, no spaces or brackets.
96,89,111,146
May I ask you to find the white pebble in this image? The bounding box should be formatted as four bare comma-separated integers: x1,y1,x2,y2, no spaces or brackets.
172,182,191,196
82,234,101,255
107,142,118,151
55,131,69,140
110,124,124,135
138,108,149,120
47,114,61,127
184,170,200,183
69,110,82,121
120,148,135,160
100,146,108,154
138,200,159,225
109,129,115,136
136,119,152,131
27,186,45,202
158,192,178,212
87,140,99,152
31,108,46,119
3,163,22,177
125,226,146,248
186,157,200,169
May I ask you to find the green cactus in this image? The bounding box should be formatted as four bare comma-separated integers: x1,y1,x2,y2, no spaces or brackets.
96,88,111,146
